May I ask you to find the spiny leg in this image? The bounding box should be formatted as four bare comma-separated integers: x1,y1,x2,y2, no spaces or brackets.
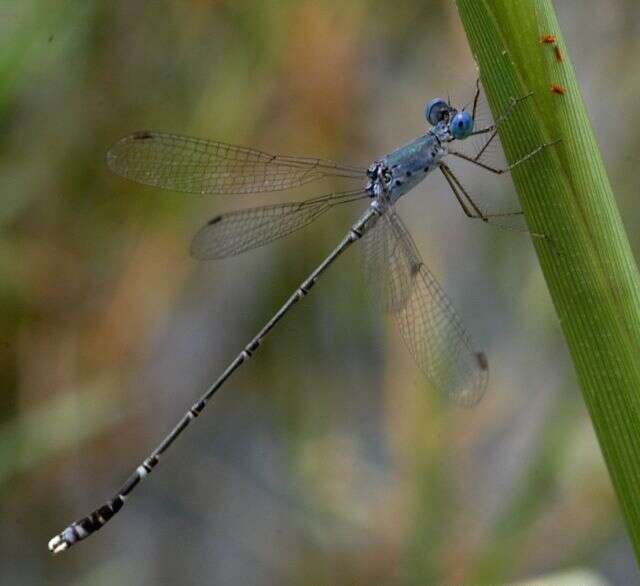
470,91,534,138
469,91,535,162
448,139,560,176
440,164,486,220
471,77,481,121
440,164,522,222
439,164,547,240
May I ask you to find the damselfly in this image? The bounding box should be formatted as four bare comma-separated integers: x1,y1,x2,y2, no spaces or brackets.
49,82,552,554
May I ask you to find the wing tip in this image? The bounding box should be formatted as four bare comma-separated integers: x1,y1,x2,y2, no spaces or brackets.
450,351,489,409
131,130,154,141
106,131,156,173
189,223,223,261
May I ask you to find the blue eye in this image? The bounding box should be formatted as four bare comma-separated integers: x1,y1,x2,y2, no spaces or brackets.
450,111,474,139
425,98,449,125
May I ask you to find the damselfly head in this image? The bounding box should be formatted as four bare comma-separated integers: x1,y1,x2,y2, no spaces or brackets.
449,110,474,139
426,98,474,140
425,98,451,125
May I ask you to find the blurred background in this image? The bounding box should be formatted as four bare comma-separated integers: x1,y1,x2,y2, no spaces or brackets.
1,1,639,584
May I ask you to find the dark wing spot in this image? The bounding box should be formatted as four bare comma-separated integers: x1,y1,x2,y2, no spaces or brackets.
394,179,403,187
132,131,154,140
406,171,412,177
207,215,223,225
424,166,430,173
476,352,489,371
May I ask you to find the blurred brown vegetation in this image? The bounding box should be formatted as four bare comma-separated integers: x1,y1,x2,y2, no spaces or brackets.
2,1,640,584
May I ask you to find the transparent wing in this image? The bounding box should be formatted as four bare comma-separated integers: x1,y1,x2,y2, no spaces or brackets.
361,210,415,313
107,131,366,195
191,189,368,260
371,210,488,406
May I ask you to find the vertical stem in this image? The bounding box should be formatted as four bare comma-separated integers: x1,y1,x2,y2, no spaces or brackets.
456,0,640,563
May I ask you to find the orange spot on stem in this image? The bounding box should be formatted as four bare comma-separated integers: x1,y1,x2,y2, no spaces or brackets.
554,45,564,63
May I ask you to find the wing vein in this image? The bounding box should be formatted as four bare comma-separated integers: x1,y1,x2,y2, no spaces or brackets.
107,131,366,195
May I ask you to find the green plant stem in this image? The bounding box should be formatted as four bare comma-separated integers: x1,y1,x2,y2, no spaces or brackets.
455,0,640,562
